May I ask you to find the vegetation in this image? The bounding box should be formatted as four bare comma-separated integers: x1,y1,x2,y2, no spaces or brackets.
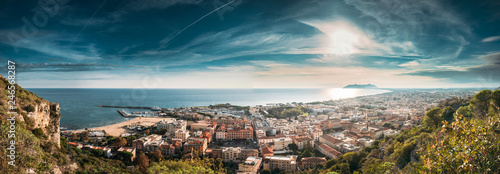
264,106,311,119
148,158,225,173
320,89,500,174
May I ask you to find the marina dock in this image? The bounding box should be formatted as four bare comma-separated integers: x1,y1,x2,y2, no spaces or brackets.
98,105,152,109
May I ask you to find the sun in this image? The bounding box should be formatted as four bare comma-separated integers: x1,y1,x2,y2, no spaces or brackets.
329,29,358,55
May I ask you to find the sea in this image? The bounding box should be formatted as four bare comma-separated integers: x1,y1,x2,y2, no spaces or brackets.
27,88,390,130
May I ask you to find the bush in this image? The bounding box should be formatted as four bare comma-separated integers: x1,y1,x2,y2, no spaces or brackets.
25,104,35,112
32,128,46,139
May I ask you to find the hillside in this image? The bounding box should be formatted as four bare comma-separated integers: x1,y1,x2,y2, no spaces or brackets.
0,75,67,173
319,89,500,173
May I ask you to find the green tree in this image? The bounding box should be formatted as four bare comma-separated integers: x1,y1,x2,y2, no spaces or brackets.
456,106,473,119
118,151,134,161
423,107,443,128
261,169,272,174
441,106,455,122
489,90,500,115
288,143,299,151
469,90,492,119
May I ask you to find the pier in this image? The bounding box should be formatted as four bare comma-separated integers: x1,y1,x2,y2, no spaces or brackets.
98,105,152,109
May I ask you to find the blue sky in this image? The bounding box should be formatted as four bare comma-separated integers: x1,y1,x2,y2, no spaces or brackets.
1,0,500,88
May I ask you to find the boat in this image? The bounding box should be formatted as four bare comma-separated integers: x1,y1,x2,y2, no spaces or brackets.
151,106,161,111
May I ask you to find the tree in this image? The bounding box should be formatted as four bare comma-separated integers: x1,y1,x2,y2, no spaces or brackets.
153,149,163,162
470,90,492,119
456,106,473,119
137,153,150,174
114,137,127,149
316,163,325,169
261,169,272,174
91,149,104,157
118,151,134,161
423,107,443,128
145,129,150,135
288,143,299,151
72,133,78,141
490,90,500,115
441,106,455,122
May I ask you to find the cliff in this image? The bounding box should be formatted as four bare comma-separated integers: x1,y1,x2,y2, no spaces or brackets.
0,75,64,173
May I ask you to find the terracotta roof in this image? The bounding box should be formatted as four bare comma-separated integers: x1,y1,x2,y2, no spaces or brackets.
295,137,313,142
262,147,273,154
320,135,342,144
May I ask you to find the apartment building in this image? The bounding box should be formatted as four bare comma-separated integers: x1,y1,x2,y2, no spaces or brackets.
262,155,297,172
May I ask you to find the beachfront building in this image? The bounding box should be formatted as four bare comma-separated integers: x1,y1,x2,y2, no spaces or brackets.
237,156,262,174
157,119,186,132
262,155,297,172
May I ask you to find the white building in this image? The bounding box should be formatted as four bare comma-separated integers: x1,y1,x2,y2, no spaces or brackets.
273,138,292,151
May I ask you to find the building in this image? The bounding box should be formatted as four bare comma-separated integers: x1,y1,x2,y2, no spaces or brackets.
117,147,136,162
315,142,342,159
237,156,262,174
240,149,259,160
205,148,223,159
262,147,274,158
222,147,241,162
301,157,326,169
157,119,186,132
160,143,176,156
319,135,342,149
262,155,297,172
183,137,208,155
293,137,314,150
175,130,190,142
339,143,361,153
225,127,253,140
132,134,163,152
273,137,293,151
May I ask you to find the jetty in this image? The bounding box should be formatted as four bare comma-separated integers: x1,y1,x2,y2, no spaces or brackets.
97,105,152,109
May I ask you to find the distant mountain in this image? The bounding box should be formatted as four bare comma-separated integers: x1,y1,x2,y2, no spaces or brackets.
343,83,378,89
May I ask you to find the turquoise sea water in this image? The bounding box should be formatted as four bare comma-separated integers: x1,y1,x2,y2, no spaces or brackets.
28,88,390,130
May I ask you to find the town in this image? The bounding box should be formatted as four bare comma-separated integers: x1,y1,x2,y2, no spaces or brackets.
63,88,478,173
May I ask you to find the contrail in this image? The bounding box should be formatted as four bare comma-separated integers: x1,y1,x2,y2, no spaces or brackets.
155,0,236,51
69,0,108,47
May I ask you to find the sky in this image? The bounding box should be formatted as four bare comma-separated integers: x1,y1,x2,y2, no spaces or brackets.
1,0,500,88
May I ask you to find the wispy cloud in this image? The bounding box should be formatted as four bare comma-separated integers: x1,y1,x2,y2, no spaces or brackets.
482,36,500,42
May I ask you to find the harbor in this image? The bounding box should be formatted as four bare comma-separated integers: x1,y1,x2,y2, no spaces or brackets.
117,110,156,117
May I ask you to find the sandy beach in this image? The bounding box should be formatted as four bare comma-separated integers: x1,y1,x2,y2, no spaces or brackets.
73,117,171,137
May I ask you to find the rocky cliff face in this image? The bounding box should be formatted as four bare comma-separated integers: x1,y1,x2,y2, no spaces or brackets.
26,101,61,147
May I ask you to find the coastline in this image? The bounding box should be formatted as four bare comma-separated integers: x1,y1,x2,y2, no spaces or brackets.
70,117,170,137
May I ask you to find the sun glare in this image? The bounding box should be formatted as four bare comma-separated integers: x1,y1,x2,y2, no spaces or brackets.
330,28,357,55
